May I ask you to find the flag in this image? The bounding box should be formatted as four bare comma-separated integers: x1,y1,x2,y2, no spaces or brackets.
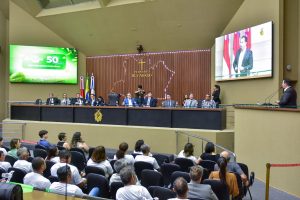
233,31,240,56
223,35,231,75
85,75,90,100
90,73,95,96
79,76,85,98
245,28,251,49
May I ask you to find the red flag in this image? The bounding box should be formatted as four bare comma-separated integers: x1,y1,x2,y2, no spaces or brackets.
223,35,231,75
233,32,240,56
79,76,85,98
245,28,251,49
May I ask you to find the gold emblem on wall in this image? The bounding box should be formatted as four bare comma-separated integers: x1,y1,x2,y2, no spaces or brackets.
94,109,103,123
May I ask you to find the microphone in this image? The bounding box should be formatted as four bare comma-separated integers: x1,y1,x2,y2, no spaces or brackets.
263,88,281,106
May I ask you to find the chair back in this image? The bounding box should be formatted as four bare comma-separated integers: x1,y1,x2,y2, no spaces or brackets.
5,155,17,166
87,173,109,198
57,146,66,151
48,175,59,183
203,179,230,200
70,148,86,159
134,161,154,180
110,160,117,173
141,169,163,188
152,154,170,167
149,186,176,200
160,163,181,187
199,160,217,173
35,144,47,151
85,166,105,176
44,160,55,178
110,182,124,199
131,153,140,158
8,167,26,184
27,156,34,163
88,147,95,160
200,153,220,163
232,172,244,199
70,151,86,172
174,157,194,172
33,149,47,159
170,171,190,188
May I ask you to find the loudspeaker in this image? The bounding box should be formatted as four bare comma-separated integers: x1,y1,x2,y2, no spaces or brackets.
0,183,23,200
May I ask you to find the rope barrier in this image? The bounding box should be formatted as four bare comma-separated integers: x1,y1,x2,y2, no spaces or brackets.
265,163,300,200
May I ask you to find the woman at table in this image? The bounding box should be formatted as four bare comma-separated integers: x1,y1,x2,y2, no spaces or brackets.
71,132,89,153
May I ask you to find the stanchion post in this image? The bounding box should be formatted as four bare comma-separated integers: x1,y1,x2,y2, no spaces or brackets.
265,163,271,200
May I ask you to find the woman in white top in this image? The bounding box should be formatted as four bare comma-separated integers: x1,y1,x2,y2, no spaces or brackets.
177,143,201,164
87,146,113,178
46,146,60,163
71,132,89,153
113,142,134,165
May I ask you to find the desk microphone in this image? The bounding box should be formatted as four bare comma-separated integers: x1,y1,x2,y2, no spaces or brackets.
263,88,281,105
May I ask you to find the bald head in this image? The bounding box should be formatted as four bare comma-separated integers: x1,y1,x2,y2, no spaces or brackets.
220,151,230,162
173,177,188,199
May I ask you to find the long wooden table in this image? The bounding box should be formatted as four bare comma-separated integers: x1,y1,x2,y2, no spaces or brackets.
10,104,226,130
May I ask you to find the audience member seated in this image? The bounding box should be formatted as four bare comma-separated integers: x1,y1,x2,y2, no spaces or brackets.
0,150,12,172
50,166,99,197
200,94,216,109
71,132,89,153
116,166,152,200
109,159,130,186
87,146,113,178
46,146,60,163
7,138,21,159
188,166,218,200
37,130,53,150
133,139,144,155
72,93,85,105
50,150,86,189
57,132,70,150
169,177,189,200
178,143,201,164
135,144,160,170
162,94,176,108
86,94,98,106
23,157,51,190
61,93,71,105
46,93,60,105
215,151,249,186
200,142,220,162
13,147,32,173
0,137,7,155
209,157,239,198
123,92,138,107
143,91,157,107
184,93,198,108
113,142,135,165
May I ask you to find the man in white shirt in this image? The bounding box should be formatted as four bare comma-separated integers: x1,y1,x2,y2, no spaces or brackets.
184,93,198,108
134,144,160,170
50,150,86,189
0,150,11,172
169,177,189,200
0,137,7,155
13,147,32,173
116,166,152,200
23,157,51,190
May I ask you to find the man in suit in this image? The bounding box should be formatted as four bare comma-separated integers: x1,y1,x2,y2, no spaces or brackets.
108,89,121,106
277,79,297,108
122,93,138,107
71,93,85,105
233,35,253,77
200,94,216,109
143,91,157,107
162,94,176,108
184,93,198,108
86,94,98,106
60,93,71,105
46,93,60,105
188,166,218,200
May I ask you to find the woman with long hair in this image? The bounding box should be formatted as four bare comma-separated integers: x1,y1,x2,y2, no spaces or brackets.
46,146,59,163
177,143,201,164
209,157,239,198
71,132,89,153
113,142,134,165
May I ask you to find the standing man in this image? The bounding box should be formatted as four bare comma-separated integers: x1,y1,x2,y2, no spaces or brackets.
143,91,157,107
108,89,121,106
162,94,176,108
233,35,253,77
277,79,297,108
184,93,198,108
134,85,145,107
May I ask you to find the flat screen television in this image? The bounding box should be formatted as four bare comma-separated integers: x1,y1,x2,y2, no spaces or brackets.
215,21,272,81
10,45,78,84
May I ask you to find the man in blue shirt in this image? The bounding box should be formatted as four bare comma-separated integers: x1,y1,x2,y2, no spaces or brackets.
37,130,52,150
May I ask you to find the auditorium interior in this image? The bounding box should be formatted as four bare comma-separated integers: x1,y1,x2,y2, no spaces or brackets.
0,0,300,199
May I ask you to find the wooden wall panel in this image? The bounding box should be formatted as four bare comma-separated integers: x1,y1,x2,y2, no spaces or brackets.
86,50,211,105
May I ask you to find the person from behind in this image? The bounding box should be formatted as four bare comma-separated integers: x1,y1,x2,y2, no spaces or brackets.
7,138,21,159
23,157,51,190
0,150,12,172
116,166,152,200
133,139,144,155
178,143,201,164
113,142,135,165
162,94,176,108
57,132,70,150
46,93,59,105
37,130,53,150
209,157,239,198
108,89,121,106
200,142,220,162
109,158,129,186
143,91,157,107
61,93,71,105
201,94,216,109
276,79,297,108
212,85,221,108
0,137,7,155
50,150,86,189
46,146,60,163
188,166,218,200
123,92,138,107
87,146,113,178
13,147,32,173
169,177,189,200
71,132,89,153
135,144,160,170
184,93,198,108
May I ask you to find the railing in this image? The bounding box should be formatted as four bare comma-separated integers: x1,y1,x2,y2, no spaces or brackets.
175,130,236,161
0,122,27,141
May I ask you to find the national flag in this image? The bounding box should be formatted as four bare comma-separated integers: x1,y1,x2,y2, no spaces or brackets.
85,75,90,100
79,76,85,98
245,28,251,49
90,73,95,96
233,31,240,56
223,35,231,75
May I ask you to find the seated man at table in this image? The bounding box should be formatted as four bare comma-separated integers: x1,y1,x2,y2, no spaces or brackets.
143,91,157,107
162,94,176,108
86,94,98,106
200,94,216,109
61,93,71,105
123,93,138,107
46,93,60,105
71,93,85,105
184,93,198,108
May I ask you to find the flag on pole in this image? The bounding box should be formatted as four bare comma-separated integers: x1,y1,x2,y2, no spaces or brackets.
245,28,251,49
233,31,240,56
85,75,90,100
79,76,85,98
90,73,95,96
223,35,231,75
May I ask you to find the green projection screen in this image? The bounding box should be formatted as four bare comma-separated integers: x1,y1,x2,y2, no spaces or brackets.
10,45,78,84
